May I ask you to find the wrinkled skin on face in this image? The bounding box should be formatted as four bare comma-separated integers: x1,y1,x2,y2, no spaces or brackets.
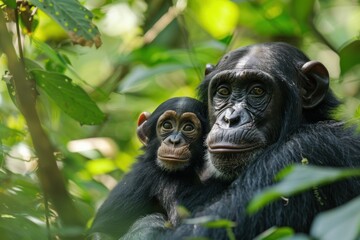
206,69,284,177
202,43,330,178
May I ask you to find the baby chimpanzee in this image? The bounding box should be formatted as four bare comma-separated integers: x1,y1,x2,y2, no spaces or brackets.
88,97,229,239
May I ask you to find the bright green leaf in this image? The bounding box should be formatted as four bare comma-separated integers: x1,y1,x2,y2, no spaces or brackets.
29,0,102,48
0,124,24,140
282,234,312,240
194,0,239,39
86,158,116,175
201,219,236,229
31,70,105,125
247,165,360,214
310,195,360,240
339,40,360,76
184,216,236,228
254,227,294,240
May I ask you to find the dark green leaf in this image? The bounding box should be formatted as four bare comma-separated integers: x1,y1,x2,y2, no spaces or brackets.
29,0,102,48
247,165,360,214
0,217,47,240
339,40,360,76
31,38,69,69
31,70,105,125
310,195,360,240
3,0,16,9
254,227,294,240
289,0,315,29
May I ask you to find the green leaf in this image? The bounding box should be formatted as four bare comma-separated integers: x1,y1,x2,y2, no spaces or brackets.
117,64,192,93
184,216,236,228
247,165,360,214
31,38,69,70
0,124,24,140
254,227,294,240
282,234,312,240
289,0,315,29
310,195,360,240
3,0,17,9
29,0,102,48
24,58,44,71
339,40,360,76
0,217,47,240
31,70,105,125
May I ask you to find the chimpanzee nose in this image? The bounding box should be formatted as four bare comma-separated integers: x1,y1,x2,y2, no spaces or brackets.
222,106,252,127
165,135,183,146
223,108,240,125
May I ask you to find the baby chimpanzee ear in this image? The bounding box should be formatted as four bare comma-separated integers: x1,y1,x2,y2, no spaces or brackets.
300,61,329,109
137,112,151,146
205,64,215,75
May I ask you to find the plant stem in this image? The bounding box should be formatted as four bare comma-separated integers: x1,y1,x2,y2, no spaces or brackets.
0,10,85,238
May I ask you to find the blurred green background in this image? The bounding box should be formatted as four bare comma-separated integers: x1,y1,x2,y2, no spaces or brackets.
0,0,359,239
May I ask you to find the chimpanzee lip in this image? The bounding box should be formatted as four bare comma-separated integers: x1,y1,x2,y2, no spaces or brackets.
208,143,261,153
158,155,189,162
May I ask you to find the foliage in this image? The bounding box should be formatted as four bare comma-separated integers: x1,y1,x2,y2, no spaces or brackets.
247,164,360,214
0,0,359,239
248,165,360,240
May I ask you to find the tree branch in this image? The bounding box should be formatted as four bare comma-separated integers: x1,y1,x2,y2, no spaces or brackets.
0,10,84,236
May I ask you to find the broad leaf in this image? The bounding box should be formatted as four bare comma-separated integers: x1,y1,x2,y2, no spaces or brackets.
339,40,360,76
310,195,360,240
31,70,105,125
29,0,102,48
31,38,69,70
247,165,360,214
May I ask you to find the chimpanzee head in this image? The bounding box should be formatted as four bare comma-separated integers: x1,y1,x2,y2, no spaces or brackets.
137,97,208,172
199,42,339,178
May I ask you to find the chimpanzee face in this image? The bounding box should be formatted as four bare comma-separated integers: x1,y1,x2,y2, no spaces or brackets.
203,43,329,179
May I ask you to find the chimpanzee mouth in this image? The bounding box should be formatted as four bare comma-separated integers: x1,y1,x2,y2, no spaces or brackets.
208,143,261,153
158,155,189,163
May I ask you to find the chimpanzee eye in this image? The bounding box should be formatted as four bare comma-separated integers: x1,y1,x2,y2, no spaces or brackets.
162,121,173,130
217,86,230,97
182,123,194,132
250,86,265,96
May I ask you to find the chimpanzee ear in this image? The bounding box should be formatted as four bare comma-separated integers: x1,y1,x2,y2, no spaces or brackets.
205,64,215,75
137,112,151,146
300,61,329,109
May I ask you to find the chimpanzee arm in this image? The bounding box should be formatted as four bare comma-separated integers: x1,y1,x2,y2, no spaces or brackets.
89,161,161,239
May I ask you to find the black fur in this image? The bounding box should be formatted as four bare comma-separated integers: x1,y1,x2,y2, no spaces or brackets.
88,97,229,239
122,43,360,240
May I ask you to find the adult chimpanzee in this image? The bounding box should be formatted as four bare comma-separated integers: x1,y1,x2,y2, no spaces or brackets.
88,97,229,239
120,42,360,240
